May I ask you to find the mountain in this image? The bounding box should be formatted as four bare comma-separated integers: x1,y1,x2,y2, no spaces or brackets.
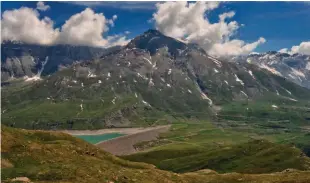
1,41,121,83
3,125,310,183
231,52,310,89
2,29,310,130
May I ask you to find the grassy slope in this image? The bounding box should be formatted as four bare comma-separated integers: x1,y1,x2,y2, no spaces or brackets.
2,126,310,183
1,125,184,183
122,121,310,174
216,97,310,156
123,139,310,174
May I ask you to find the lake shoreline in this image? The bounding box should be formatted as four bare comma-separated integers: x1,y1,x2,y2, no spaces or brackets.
74,133,125,144
60,125,171,155
60,125,171,136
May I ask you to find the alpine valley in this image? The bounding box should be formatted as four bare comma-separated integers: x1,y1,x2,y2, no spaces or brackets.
2,30,310,183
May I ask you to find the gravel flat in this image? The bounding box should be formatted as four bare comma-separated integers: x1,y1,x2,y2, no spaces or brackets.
96,125,171,155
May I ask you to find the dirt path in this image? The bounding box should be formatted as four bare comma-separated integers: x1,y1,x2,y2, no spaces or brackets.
96,125,171,155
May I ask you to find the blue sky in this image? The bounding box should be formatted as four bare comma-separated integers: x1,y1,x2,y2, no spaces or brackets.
1,1,310,53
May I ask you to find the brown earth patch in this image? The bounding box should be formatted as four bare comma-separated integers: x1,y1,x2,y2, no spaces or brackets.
96,125,170,155
1,158,14,168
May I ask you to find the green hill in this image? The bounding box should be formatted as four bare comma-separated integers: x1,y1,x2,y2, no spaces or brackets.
1,126,310,183
123,139,310,174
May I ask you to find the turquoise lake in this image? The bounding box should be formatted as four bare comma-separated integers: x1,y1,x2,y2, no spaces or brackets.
75,133,124,144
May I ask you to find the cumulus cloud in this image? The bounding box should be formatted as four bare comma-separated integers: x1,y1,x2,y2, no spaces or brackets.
153,2,266,57
56,8,111,47
291,42,310,55
279,48,288,53
36,1,50,11
1,6,129,47
209,37,266,57
107,34,130,47
279,42,310,55
1,7,59,45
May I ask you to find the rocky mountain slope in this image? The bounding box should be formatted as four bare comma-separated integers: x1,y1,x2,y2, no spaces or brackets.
1,41,120,83
232,52,310,89
2,30,310,130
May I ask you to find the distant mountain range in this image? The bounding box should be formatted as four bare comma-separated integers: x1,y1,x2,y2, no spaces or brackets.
2,29,310,129
232,52,310,89
1,41,120,83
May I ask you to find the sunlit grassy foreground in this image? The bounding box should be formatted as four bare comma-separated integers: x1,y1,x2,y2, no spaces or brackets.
1,126,310,183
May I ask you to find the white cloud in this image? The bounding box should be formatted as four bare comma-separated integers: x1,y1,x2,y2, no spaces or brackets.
56,8,111,47
209,37,266,57
108,15,118,27
153,2,266,57
279,48,289,54
107,34,130,47
291,42,310,55
36,1,50,11
1,7,129,47
1,7,59,45
279,41,310,55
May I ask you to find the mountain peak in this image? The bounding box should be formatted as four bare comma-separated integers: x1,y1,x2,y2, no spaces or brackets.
144,29,163,36
126,29,187,56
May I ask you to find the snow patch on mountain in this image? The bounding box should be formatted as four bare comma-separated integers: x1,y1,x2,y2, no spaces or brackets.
259,64,282,76
234,52,310,89
87,70,96,78
168,68,172,75
200,92,213,105
24,56,49,82
208,56,222,67
248,70,255,79
291,68,305,78
241,91,248,98
142,100,151,107
24,75,41,82
234,74,244,86
306,62,310,71
149,78,154,86
143,57,152,65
